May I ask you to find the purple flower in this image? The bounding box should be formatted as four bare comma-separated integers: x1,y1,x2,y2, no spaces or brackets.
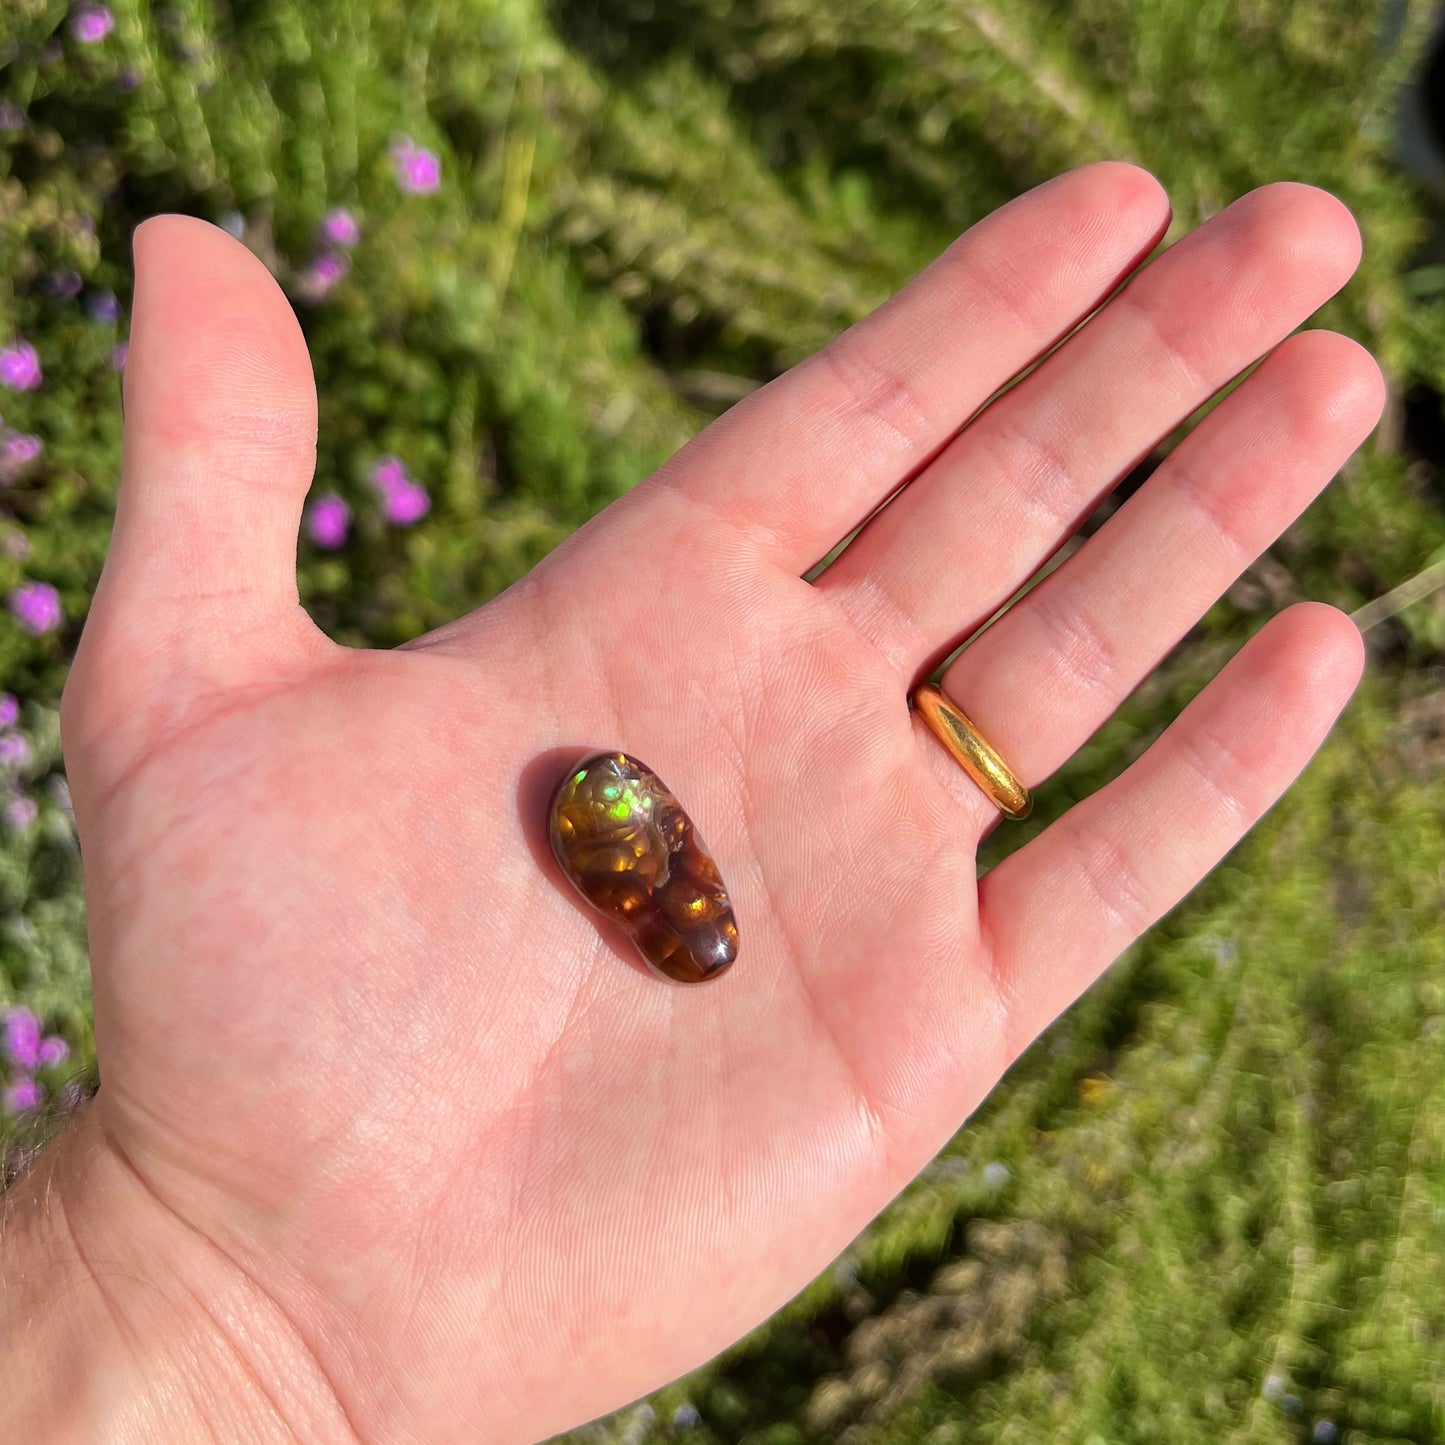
296,251,351,303
116,66,141,92
4,1077,44,1114
3,795,37,830
3,1007,41,1070
371,455,409,494
0,344,41,392
305,493,351,549
8,582,62,635
3,532,31,561
381,477,430,525
109,342,129,371
0,695,17,729
1,433,43,482
321,208,360,248
38,1034,68,1067
86,290,122,324
391,136,441,194
217,211,246,239
4,434,43,467
44,270,83,300
316,254,348,287
0,733,31,769
0,104,25,132
70,5,116,43
368,456,429,525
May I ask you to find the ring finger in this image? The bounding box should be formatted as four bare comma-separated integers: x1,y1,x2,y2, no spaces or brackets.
919,327,1383,826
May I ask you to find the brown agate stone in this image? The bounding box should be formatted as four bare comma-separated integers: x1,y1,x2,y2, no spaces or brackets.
549,752,738,983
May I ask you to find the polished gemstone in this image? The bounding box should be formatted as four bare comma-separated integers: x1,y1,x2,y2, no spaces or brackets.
549,752,738,983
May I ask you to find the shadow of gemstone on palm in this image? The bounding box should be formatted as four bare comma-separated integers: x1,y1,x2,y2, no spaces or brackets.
548,752,739,983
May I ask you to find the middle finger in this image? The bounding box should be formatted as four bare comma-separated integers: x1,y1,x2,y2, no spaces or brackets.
814,183,1362,674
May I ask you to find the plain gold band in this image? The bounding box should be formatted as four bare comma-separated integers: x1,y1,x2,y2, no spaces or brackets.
911,684,1032,820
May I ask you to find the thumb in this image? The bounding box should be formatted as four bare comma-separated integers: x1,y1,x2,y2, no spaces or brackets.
64,216,327,787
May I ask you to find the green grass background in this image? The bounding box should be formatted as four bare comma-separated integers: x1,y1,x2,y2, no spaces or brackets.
3,0,1444,1440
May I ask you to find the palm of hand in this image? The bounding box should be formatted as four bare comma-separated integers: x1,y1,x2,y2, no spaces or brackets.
76,499,990,1439
60,165,1380,1443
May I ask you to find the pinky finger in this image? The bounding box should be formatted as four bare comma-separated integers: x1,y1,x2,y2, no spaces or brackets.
979,602,1364,1057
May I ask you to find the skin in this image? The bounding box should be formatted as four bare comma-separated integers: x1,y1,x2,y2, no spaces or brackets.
0,163,1383,1443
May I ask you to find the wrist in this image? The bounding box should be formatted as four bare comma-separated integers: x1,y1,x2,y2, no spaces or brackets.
0,1099,356,1443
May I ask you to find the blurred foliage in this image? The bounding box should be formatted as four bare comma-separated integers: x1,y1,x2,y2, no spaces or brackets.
1,0,1444,1440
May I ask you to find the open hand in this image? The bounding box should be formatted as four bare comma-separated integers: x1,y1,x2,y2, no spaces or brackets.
48,163,1380,1443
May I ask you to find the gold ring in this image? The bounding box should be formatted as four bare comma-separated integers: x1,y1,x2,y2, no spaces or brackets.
911,684,1032,820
